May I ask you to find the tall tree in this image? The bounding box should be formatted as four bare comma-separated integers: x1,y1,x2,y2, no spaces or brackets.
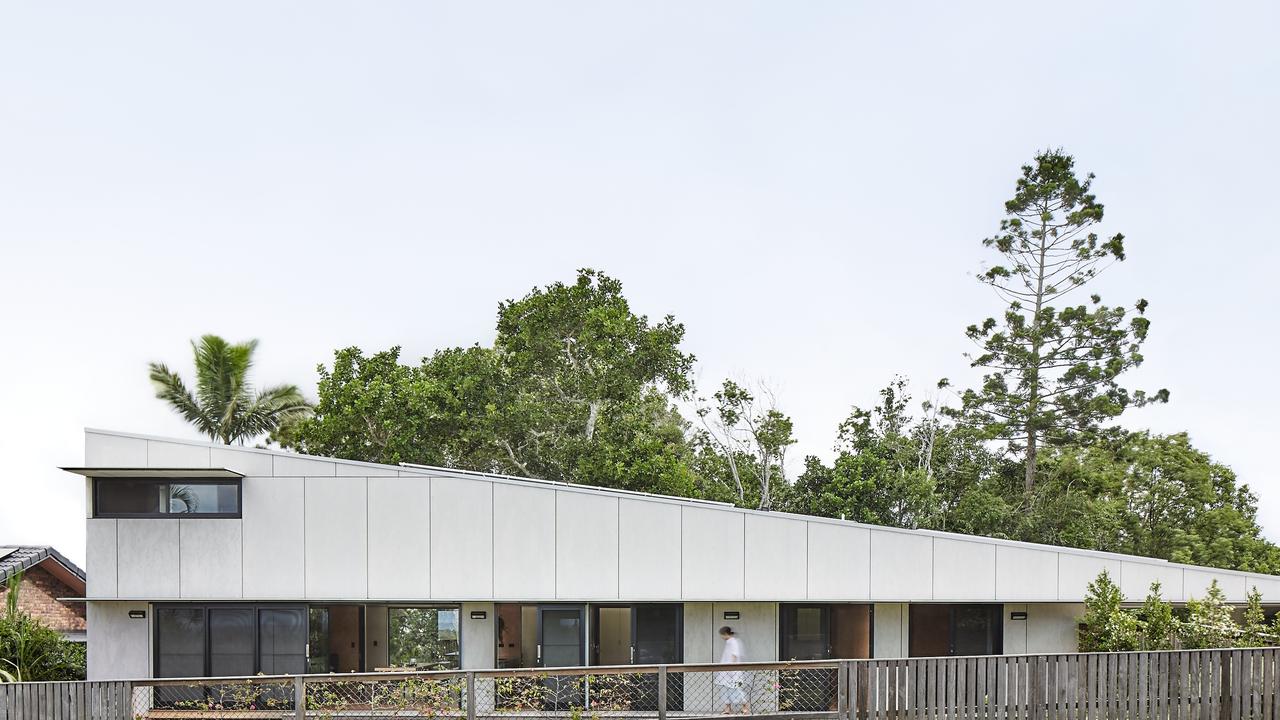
491,268,696,486
961,149,1167,491
149,335,312,444
694,380,796,510
283,270,699,496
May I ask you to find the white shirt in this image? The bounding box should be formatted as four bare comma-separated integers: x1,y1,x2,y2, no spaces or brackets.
716,636,745,687
720,636,743,664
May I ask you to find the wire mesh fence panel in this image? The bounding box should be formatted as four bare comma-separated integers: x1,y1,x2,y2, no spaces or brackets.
475,671,662,717
306,674,468,718
131,677,296,718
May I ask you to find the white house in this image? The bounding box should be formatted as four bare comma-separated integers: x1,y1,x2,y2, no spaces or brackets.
70,428,1280,683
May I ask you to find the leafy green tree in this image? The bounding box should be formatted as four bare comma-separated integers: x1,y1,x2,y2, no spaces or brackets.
1078,570,1138,652
1137,581,1177,650
1240,587,1270,647
0,574,86,681
786,377,998,530
1179,580,1237,649
277,345,504,468
150,335,312,444
1032,432,1280,573
694,380,796,510
491,269,694,480
284,270,699,496
961,150,1167,491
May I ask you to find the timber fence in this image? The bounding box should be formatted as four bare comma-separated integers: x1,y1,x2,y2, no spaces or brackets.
2,648,1279,720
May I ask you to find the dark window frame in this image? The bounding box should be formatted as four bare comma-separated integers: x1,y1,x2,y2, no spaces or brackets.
907,603,1004,657
153,603,308,678
93,478,242,518
385,605,463,670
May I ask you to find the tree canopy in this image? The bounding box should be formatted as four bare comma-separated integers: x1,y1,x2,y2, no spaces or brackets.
231,151,1279,576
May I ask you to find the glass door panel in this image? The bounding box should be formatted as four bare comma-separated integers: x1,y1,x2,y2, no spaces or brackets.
258,607,308,674
209,608,255,676
632,604,683,711
538,607,584,667
308,607,331,673
155,607,206,707
537,606,584,710
780,605,835,712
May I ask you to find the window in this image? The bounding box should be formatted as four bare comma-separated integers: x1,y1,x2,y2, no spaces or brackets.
908,604,1003,657
94,478,240,517
154,605,308,678
156,607,206,678
388,607,460,670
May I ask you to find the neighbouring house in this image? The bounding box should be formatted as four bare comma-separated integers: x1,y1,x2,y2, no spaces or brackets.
71,428,1280,691
0,545,88,642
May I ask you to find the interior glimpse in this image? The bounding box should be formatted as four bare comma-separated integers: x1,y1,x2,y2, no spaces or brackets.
307,605,363,673
779,604,872,712
908,604,1004,657
495,604,540,668
779,604,872,660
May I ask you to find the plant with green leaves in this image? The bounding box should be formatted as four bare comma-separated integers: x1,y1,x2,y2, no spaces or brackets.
150,335,312,444
1240,587,1271,647
286,270,699,497
1179,580,1238,649
1137,581,1177,650
960,150,1167,491
1078,570,1138,652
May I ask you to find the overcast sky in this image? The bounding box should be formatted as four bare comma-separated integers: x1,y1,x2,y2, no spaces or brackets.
2,1,1277,566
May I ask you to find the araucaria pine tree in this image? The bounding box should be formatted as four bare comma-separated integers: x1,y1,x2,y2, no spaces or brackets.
962,150,1168,490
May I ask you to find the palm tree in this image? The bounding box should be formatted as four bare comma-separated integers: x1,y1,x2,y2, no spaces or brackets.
149,335,313,444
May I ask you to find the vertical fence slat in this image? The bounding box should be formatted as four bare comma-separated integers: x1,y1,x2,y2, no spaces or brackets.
913,659,924,720
1266,649,1276,720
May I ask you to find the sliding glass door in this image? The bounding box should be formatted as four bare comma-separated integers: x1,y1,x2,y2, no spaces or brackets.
537,606,584,667
632,604,683,711
537,606,585,709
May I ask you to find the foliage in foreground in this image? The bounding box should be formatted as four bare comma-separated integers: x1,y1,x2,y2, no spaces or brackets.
0,573,86,682
1078,570,1278,652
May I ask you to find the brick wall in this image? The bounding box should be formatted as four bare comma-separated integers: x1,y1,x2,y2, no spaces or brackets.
4,565,87,633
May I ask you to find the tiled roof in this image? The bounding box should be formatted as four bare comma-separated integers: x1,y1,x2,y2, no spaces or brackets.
0,546,86,584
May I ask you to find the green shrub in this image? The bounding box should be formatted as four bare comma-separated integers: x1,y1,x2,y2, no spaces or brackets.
1078,570,1139,652
0,573,86,681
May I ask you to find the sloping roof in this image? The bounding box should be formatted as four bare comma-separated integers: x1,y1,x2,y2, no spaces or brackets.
77,428,1280,605
0,546,87,588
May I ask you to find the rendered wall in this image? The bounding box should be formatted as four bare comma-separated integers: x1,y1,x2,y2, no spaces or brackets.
86,601,150,680
83,430,1280,606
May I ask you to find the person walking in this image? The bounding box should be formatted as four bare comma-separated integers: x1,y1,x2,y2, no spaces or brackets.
716,626,749,714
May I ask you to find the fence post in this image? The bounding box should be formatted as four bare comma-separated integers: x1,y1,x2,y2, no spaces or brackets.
464,671,476,720
293,675,306,720
837,660,850,720
657,665,668,720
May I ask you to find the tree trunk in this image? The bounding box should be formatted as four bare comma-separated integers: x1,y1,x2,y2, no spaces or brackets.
585,400,600,442
1024,430,1038,493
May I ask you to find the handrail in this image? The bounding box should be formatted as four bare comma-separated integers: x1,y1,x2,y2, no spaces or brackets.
116,647,1274,687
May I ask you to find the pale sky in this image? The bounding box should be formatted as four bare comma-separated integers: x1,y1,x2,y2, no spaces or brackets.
1,2,1277,567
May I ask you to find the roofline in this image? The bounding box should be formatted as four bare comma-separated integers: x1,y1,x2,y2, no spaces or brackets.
81,428,1280,581
399,462,734,508
0,547,87,585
